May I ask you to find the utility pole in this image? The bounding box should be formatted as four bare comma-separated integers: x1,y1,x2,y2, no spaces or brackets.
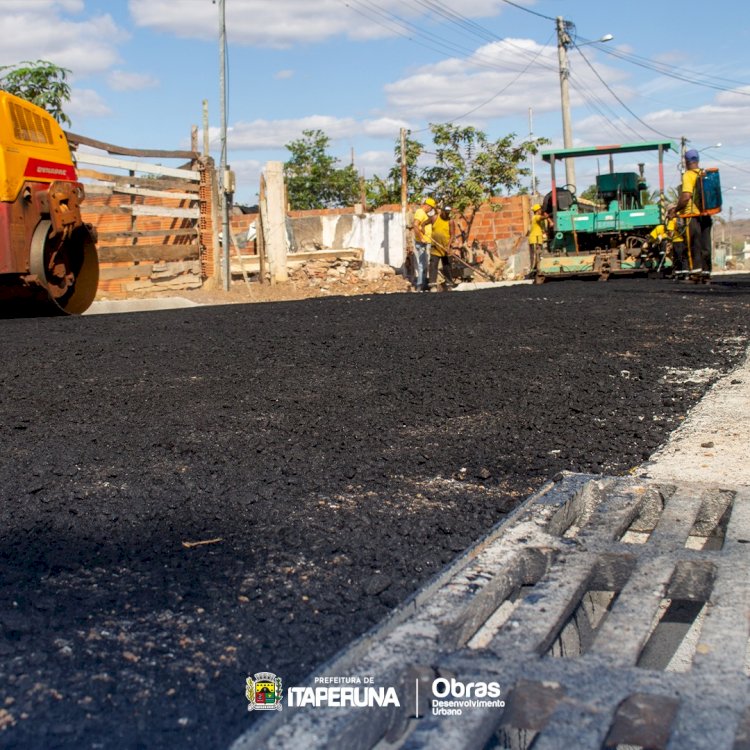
556,16,575,188
218,0,230,291
556,19,612,190
680,136,687,174
400,128,408,260
529,107,536,197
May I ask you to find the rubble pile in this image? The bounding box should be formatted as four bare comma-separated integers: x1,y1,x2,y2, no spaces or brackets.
289,258,411,293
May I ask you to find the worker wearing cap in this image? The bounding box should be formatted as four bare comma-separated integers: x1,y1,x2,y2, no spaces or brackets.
668,148,712,277
527,203,549,275
647,214,685,276
411,197,436,291
427,204,454,291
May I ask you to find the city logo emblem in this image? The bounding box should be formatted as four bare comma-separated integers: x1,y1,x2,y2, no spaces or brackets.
246,672,283,711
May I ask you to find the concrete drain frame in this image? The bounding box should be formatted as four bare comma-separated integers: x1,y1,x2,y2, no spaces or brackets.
233,473,750,750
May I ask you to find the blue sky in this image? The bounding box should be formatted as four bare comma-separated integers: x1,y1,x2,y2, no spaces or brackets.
4,0,750,222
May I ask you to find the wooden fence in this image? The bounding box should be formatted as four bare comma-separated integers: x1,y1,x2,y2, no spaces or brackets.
65,132,220,297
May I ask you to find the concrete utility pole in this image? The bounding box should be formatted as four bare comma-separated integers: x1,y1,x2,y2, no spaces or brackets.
556,19,612,190
400,128,408,259
218,0,230,291
680,135,687,173
529,107,536,197
556,17,575,189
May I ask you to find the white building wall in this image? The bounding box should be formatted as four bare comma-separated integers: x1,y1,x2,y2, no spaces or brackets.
343,212,407,267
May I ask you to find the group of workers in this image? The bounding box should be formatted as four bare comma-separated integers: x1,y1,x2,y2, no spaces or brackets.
525,147,714,279
410,197,458,292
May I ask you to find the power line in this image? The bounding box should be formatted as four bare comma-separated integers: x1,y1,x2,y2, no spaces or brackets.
573,44,678,141
344,0,556,75
410,0,504,45
442,31,556,126
595,45,750,97
496,0,556,22
709,154,750,177
570,78,644,143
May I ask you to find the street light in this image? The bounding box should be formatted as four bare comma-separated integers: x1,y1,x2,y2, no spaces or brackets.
699,143,722,160
556,18,613,188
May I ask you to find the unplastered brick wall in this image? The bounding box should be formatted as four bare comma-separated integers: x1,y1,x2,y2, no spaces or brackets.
465,195,530,255
82,192,197,252
81,182,207,298
83,193,199,297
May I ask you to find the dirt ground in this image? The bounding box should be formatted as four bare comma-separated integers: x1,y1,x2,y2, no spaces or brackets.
1,276,749,749
116,252,511,307
162,264,415,307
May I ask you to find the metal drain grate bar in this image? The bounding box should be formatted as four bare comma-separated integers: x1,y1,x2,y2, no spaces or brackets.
232,475,750,750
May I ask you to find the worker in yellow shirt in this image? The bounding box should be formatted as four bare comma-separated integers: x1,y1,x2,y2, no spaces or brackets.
411,197,436,291
667,148,712,277
647,214,685,275
667,214,686,275
527,203,549,275
427,205,454,291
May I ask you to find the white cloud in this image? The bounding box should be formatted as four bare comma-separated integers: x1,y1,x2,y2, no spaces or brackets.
355,149,396,179
0,8,126,76
107,70,159,91
68,88,112,120
274,70,295,80
224,116,358,150
129,0,360,46
2,1,85,11
128,0,518,47
216,115,410,152
715,87,750,106
381,38,624,123
643,103,750,144
361,117,410,138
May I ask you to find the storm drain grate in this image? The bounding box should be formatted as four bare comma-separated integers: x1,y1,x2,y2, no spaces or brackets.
232,473,750,750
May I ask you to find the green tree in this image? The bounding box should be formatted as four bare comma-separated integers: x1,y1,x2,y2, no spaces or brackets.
284,129,360,210
365,132,425,206
0,59,72,126
420,123,548,241
579,184,599,202
423,124,547,210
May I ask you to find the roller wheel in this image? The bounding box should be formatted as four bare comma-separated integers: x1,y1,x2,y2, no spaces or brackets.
30,220,99,315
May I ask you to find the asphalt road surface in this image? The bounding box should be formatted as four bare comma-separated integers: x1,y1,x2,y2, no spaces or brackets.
1,276,749,749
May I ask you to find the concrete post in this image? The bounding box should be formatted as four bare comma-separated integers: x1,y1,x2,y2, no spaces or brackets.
263,161,288,283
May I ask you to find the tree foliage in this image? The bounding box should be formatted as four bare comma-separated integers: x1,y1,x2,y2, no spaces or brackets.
0,60,72,126
420,123,548,214
579,184,599,203
284,129,361,210
284,124,548,220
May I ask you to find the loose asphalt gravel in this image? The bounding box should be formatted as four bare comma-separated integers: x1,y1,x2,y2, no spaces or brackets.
1,276,749,749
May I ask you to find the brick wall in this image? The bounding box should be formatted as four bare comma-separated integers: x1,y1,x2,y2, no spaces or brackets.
80,158,218,297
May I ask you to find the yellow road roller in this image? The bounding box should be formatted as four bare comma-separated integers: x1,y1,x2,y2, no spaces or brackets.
0,90,98,315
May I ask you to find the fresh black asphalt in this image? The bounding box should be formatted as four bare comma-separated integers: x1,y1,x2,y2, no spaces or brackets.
1,277,749,749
